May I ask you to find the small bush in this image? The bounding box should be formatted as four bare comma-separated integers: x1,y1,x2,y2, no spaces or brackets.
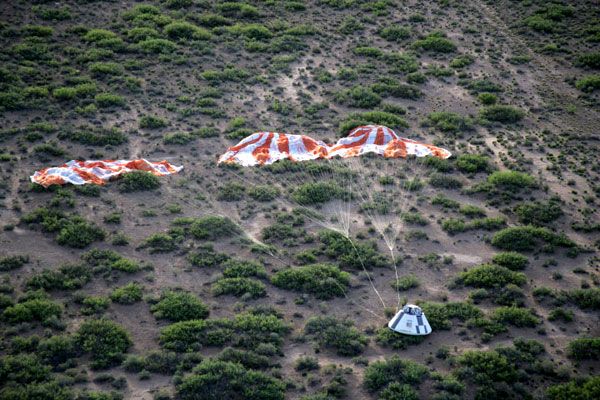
151,290,209,322
248,185,279,201
26,263,91,290
164,21,210,40
335,85,381,108
118,171,160,192
176,359,285,400
575,75,600,92
222,259,267,278
295,356,320,371
89,62,123,76
576,52,600,69
189,215,240,240
425,112,473,133
412,32,456,53
477,92,498,105
95,93,125,107
515,198,563,225
456,154,490,173
339,111,408,134
546,376,600,400
487,170,535,189
304,316,368,356
110,282,143,304
140,115,168,129
392,275,420,291
212,277,266,299
76,319,132,369
568,288,600,310
217,182,245,201
458,264,526,288
567,338,600,360
292,182,346,205
3,298,62,323
0,255,29,271
363,356,429,392
188,245,229,268
491,226,576,252
379,26,411,41
491,306,540,327
480,105,524,123
138,38,177,53
319,229,390,269
271,263,350,299
492,252,529,270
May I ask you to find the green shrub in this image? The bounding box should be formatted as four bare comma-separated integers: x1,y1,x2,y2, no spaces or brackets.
487,170,535,189
77,319,132,369
212,277,266,299
188,245,229,268
81,295,111,315
38,335,80,366
480,105,524,123
292,181,347,204
3,298,62,323
335,85,381,108
216,2,260,18
568,288,600,310
304,316,368,356
82,248,140,273
363,356,429,392
217,182,245,201
457,350,517,383
548,307,574,322
515,198,563,225
567,338,600,360
379,383,418,400
576,52,600,69
375,327,425,350
295,356,320,371
95,93,125,107
272,263,350,299
89,62,123,76
575,75,600,92
0,353,52,384
458,264,526,288
412,32,456,53
127,27,160,42
151,290,209,322
419,301,483,330
455,154,490,173
524,15,557,33
425,112,473,133
492,252,528,270
319,229,390,269
22,208,104,248
216,347,272,369
371,79,421,99
140,115,168,129
26,263,91,290
248,185,279,201
143,233,178,253
353,46,384,58
222,259,267,278
176,359,285,400
32,5,72,20
201,68,250,83
450,54,474,68
546,376,600,400
110,282,143,304
189,215,240,240
58,127,127,146
429,173,463,189
83,29,118,42
118,171,160,192
339,111,408,134
138,38,177,53
164,21,210,40
491,226,576,251
477,92,498,105
379,26,411,41
392,275,420,291
0,255,29,271
491,306,540,327
228,23,272,39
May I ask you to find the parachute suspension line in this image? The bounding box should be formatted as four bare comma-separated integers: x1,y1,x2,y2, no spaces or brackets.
344,234,387,310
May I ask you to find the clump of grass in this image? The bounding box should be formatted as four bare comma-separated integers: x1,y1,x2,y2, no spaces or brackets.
412,32,456,53
118,171,160,192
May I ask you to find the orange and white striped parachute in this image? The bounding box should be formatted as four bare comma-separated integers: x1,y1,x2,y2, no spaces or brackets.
30,159,183,188
218,125,451,166
217,131,329,166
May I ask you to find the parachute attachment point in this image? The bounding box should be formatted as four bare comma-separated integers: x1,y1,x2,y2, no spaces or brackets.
30,159,183,187
388,304,432,336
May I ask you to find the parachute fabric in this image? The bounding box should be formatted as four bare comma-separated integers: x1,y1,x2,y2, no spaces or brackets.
30,159,183,187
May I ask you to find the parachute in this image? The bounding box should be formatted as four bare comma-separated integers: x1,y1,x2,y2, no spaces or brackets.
388,304,432,336
30,159,183,187
217,125,451,166
217,131,329,166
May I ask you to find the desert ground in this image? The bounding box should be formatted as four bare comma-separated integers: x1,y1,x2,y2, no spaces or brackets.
0,1,599,399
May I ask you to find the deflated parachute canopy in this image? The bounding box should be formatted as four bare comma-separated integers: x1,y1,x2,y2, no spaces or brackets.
217,125,451,166
388,304,432,336
30,159,183,187
217,131,329,166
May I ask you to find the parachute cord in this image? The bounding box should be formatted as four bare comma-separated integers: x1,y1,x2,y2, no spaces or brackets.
344,234,387,310
390,249,401,312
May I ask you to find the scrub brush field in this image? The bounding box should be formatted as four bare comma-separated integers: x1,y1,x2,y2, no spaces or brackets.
0,1,599,399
